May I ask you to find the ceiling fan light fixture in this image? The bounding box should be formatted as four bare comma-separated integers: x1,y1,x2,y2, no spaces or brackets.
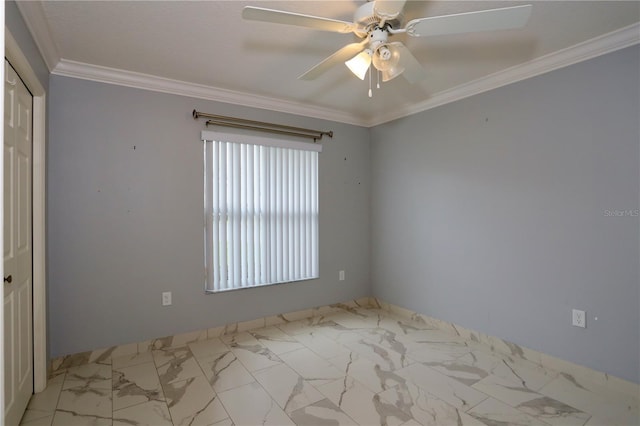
371,44,404,81
372,45,396,70
345,49,372,80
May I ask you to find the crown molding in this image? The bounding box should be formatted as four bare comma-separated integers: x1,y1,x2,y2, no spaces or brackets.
51,60,367,127
366,22,640,127
5,28,46,96
14,0,60,72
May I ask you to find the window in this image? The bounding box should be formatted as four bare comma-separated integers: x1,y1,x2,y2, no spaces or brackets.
203,131,321,292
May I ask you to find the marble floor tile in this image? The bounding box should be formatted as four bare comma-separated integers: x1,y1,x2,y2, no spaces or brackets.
217,381,295,425
420,355,491,386
327,314,380,333
163,375,228,426
538,373,639,426
151,345,191,365
63,364,112,391
198,349,255,393
552,372,638,409
333,303,381,319
395,362,489,411
274,319,313,336
210,419,234,426
112,361,164,410
317,375,412,426
230,341,283,372
374,316,432,337
378,381,486,426
466,396,551,426
399,420,423,426
341,336,413,371
153,346,204,386
456,350,505,373
249,326,307,355
111,351,154,370
113,400,172,426
19,412,54,426
473,373,590,426
361,317,393,331
275,317,334,336
52,410,111,426
288,398,358,425
327,351,407,394
401,328,468,344
357,328,413,360
27,374,65,410
321,326,368,344
584,414,638,426
220,331,260,347
489,356,558,392
187,337,229,360
357,324,413,343
53,386,112,426
158,357,204,389
293,330,352,360
21,374,65,424
253,363,324,414
406,340,473,364
278,348,344,387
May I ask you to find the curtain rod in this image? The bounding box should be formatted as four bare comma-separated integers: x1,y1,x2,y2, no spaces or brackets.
193,110,333,141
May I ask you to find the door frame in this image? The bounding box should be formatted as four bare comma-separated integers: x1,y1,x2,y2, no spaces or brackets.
5,27,47,393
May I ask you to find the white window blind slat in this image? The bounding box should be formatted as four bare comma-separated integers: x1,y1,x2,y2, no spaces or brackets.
311,154,318,278
275,149,283,283
219,142,228,291
259,146,268,284
240,144,248,287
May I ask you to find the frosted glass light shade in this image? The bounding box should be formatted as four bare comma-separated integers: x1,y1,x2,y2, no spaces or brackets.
345,51,372,80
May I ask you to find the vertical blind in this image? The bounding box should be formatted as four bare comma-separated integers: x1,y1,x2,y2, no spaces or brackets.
203,131,321,292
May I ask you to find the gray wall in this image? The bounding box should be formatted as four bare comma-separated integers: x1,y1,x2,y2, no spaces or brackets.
46,44,639,383
47,75,370,358
5,0,49,91
370,46,640,383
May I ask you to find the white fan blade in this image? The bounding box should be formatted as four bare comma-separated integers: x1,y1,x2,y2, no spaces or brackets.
374,0,406,20
405,5,532,37
299,42,366,80
390,42,427,84
242,6,355,34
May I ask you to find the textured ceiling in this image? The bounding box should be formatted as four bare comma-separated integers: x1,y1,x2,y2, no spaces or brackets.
16,1,640,126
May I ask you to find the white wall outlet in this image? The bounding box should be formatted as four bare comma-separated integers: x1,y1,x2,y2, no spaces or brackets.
162,291,172,306
339,270,345,281
572,309,586,328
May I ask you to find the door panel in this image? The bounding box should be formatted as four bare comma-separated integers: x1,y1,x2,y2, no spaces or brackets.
4,293,14,414
4,59,33,426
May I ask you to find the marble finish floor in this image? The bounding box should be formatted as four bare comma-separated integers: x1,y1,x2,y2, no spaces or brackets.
20,306,639,426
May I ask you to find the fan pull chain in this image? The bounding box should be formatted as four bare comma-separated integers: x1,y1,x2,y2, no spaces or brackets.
377,70,381,89
368,64,372,98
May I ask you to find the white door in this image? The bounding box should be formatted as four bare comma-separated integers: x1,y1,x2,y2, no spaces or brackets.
4,59,33,426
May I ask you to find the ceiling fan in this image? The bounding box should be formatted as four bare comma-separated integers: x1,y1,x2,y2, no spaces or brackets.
242,1,532,95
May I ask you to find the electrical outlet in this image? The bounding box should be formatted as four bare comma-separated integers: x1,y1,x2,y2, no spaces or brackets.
339,270,345,281
162,292,172,306
572,309,585,328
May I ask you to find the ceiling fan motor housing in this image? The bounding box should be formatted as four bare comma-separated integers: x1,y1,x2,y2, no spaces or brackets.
369,28,389,51
353,1,403,37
